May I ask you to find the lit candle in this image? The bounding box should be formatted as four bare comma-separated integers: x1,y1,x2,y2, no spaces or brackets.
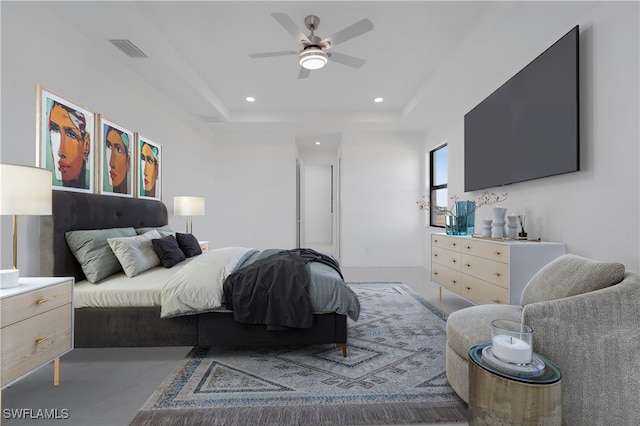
492,334,532,364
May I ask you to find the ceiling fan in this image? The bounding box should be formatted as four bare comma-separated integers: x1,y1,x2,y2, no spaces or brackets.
248,13,374,79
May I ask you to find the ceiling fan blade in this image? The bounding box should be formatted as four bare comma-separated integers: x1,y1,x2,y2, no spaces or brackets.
297,67,311,79
328,51,366,68
248,50,299,59
271,12,311,45
322,18,373,47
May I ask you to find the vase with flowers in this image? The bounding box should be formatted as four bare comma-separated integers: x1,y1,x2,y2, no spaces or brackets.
417,191,509,236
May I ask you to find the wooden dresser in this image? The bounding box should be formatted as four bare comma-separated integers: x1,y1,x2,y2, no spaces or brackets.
431,234,565,305
1,277,74,391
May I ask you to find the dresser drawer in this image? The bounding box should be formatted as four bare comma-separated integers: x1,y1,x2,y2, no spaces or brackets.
1,280,73,327
431,264,461,294
459,239,509,264
1,304,72,387
461,254,510,289
432,246,462,270
431,234,462,252
459,274,509,305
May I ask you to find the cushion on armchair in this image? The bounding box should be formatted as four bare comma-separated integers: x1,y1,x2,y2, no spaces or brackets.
520,254,625,306
446,303,523,361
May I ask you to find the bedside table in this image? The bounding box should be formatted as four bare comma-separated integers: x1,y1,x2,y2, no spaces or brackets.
1,277,74,399
199,241,209,252
467,343,562,425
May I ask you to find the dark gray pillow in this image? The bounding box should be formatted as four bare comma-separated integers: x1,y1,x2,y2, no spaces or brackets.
65,227,137,283
176,233,202,258
521,254,626,305
152,235,186,268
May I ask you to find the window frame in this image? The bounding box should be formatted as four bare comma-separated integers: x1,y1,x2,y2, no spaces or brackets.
429,143,448,228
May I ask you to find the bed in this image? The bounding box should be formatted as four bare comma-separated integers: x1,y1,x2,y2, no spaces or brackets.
38,191,359,355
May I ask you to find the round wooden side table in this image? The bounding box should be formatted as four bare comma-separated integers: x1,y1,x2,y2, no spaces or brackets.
468,343,562,425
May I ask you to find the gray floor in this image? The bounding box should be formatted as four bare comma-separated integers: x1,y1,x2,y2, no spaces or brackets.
0,267,472,426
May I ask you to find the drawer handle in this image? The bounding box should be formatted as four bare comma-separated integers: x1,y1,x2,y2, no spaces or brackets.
452,259,457,263
434,239,439,243
465,286,471,291
466,246,471,250
434,253,438,257
36,297,51,305
452,280,457,284
35,337,49,345
434,272,438,276
495,251,502,256
452,243,457,247
465,263,471,268
495,273,502,277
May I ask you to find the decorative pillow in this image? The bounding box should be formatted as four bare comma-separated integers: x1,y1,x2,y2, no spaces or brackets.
135,226,175,236
152,235,186,268
520,254,626,305
107,230,162,278
65,227,137,283
176,233,202,258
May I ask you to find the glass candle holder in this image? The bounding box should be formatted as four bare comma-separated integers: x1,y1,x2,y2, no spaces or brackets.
491,319,533,365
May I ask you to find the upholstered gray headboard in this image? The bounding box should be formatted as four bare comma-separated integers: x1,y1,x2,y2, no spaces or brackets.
39,191,168,282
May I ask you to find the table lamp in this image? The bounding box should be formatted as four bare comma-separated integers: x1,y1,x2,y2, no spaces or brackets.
173,196,205,234
0,164,52,288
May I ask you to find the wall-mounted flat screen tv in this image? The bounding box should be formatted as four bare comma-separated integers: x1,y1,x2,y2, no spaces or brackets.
464,25,579,192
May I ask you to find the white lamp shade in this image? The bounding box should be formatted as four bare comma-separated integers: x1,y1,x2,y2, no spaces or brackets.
173,196,205,216
0,164,52,215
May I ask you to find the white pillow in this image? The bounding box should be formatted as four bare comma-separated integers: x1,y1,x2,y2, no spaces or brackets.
107,230,162,278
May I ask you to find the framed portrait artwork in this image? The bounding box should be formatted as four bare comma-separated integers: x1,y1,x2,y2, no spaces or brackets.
99,116,134,197
37,85,95,193
137,135,161,200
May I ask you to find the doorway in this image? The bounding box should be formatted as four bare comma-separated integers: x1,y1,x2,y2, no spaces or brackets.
296,135,341,259
304,163,333,253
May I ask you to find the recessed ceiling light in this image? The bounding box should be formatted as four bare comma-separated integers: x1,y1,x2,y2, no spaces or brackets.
315,141,321,145
374,97,384,103
245,96,255,102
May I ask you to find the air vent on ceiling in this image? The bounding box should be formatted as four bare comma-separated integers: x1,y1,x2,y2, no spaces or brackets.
109,39,148,58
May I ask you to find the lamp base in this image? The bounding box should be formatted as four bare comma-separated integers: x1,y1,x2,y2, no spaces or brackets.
0,269,20,289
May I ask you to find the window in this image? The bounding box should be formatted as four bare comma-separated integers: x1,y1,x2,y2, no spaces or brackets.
429,144,448,227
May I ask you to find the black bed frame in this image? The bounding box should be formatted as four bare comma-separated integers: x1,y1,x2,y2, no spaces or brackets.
39,191,347,353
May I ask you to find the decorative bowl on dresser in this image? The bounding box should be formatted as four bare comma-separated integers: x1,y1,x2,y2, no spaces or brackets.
431,234,566,304
0,277,74,405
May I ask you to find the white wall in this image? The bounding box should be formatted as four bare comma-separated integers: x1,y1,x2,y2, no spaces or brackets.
419,2,640,270
210,132,297,250
341,131,424,266
0,2,216,275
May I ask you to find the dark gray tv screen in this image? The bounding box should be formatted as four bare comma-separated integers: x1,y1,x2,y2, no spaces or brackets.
464,25,579,192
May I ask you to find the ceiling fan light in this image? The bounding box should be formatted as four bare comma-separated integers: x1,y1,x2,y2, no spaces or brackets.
299,48,328,70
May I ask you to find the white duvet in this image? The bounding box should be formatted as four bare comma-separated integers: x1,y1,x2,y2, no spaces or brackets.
160,247,256,318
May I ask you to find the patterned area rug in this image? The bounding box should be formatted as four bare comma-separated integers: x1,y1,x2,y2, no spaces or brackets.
130,283,467,425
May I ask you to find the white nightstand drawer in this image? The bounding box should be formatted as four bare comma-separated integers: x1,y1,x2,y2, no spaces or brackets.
1,304,72,387
0,280,73,327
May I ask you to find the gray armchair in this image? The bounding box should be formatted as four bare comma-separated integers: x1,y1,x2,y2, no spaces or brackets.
445,254,640,425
